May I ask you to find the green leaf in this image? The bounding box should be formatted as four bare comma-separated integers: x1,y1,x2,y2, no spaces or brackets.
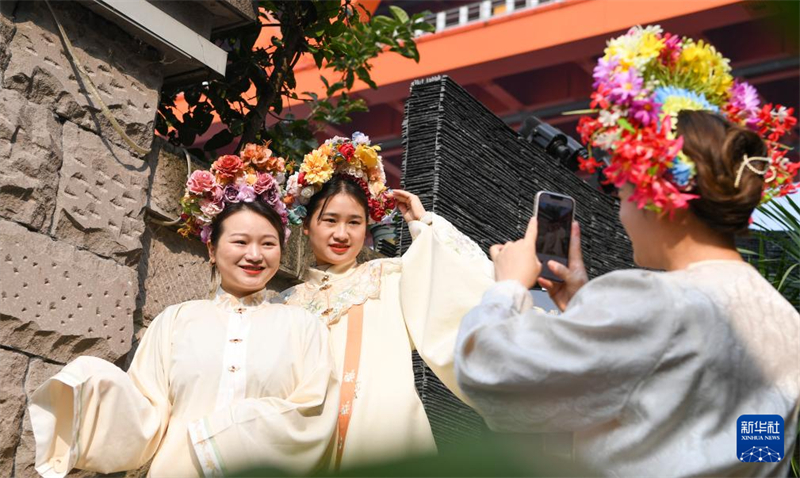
389,5,409,23
203,129,234,152
617,118,636,133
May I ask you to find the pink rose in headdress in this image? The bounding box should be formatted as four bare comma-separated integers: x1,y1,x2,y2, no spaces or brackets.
212,155,244,182
253,172,277,195
186,170,215,194
236,185,257,203
199,199,224,217
210,184,225,203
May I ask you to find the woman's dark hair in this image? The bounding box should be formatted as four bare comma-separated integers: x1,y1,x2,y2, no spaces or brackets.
209,201,286,248
303,175,369,227
677,110,768,236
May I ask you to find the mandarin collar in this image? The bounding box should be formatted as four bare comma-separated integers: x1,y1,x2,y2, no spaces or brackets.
306,259,360,287
212,286,270,312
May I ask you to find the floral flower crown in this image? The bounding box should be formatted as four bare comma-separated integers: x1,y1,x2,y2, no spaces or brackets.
178,143,291,243
284,132,397,224
577,25,798,214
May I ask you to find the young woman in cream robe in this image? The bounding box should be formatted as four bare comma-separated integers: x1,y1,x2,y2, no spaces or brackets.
29,201,339,477
279,173,494,469
455,110,800,477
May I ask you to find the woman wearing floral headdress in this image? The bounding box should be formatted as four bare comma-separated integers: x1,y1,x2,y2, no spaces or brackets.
455,26,799,477
279,132,494,469
28,145,339,477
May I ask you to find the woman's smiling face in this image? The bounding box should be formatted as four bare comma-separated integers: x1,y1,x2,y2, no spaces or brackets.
304,192,367,267
207,209,282,297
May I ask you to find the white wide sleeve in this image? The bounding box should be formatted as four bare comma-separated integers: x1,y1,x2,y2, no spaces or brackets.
400,212,495,403
187,312,339,476
455,270,684,433
29,304,177,477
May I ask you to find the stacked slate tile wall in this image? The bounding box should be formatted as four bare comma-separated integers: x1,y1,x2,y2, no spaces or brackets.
399,75,635,445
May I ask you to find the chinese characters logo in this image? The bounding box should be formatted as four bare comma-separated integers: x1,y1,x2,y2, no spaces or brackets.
737,415,784,463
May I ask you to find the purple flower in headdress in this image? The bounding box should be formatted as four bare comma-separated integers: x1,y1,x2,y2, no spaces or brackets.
609,68,643,105
630,97,660,126
729,80,760,127
200,225,212,244
593,56,619,88
272,200,288,225
260,185,280,206
223,185,240,203
236,185,257,203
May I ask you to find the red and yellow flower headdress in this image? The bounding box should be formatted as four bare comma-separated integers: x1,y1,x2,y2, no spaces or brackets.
284,132,397,223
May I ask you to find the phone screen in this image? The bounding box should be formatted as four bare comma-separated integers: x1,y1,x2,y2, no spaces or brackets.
534,192,575,282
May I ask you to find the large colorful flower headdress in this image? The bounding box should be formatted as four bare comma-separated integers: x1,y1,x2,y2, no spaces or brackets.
178,143,291,243
284,132,397,223
578,25,798,214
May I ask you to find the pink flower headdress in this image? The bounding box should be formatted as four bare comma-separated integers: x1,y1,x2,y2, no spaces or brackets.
178,143,291,243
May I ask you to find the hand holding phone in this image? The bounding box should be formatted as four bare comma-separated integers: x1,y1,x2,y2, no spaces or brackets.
533,192,575,283
537,221,588,311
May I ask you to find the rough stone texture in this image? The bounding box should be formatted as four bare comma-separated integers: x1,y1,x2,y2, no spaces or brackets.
0,87,63,231
0,4,17,82
0,219,136,364
51,123,149,266
137,222,210,327
2,1,162,155
146,138,203,221
0,348,28,477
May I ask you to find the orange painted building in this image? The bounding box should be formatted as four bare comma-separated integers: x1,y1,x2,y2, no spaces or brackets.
282,0,799,186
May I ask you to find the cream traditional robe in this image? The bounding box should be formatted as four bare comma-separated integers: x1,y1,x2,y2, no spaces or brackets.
281,212,494,468
29,288,339,477
456,260,800,477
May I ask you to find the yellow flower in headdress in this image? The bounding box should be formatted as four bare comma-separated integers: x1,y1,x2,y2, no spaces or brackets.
604,25,664,69
300,149,334,184
355,144,381,168
318,143,334,158
678,40,733,101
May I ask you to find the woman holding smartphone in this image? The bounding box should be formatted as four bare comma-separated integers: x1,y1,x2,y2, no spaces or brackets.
455,26,799,477
29,147,338,477
279,133,494,469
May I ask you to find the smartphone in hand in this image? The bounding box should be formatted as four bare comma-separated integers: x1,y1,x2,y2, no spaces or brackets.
533,191,575,283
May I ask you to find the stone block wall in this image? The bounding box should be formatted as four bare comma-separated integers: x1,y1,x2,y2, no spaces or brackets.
0,5,377,475
0,2,163,475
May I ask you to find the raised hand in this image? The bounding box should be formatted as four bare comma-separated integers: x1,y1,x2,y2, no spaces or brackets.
390,190,426,223
537,221,588,311
489,216,542,289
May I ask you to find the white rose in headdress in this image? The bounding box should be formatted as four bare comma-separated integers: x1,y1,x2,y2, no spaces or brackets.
351,131,370,145
286,172,300,197
299,186,316,205
324,136,348,146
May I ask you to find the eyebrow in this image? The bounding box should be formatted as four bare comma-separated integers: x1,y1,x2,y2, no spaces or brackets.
319,212,364,220
228,232,279,240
